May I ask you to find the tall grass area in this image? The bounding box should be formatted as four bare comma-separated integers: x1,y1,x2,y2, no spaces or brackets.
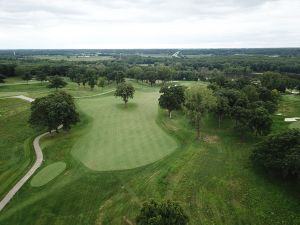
0,99,37,199
0,89,299,225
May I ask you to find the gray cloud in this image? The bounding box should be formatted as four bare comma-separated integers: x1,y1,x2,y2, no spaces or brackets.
0,0,298,48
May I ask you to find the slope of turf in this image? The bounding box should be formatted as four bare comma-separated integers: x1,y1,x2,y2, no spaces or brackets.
30,162,66,187
0,98,37,199
72,90,178,171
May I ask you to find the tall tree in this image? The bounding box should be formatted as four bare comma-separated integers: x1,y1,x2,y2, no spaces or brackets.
214,95,229,128
29,91,79,132
114,82,135,107
22,72,32,84
184,86,217,139
47,76,67,90
158,85,185,118
136,200,189,225
97,76,107,89
88,74,97,90
248,107,272,136
36,72,47,83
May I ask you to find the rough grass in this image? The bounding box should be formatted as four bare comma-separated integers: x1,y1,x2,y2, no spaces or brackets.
30,162,66,187
72,90,177,171
0,99,37,199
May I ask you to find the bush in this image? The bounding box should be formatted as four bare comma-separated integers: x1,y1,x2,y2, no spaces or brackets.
136,200,188,225
251,129,300,181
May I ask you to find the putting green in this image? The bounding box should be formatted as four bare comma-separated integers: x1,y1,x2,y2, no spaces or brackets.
30,162,66,187
72,90,178,171
289,121,300,129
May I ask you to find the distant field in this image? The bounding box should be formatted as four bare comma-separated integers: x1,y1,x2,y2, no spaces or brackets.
30,55,114,61
72,90,177,171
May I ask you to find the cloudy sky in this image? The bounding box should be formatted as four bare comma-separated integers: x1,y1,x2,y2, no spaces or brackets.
0,0,299,49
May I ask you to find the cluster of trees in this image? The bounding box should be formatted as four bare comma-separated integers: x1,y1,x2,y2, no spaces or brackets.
251,129,300,182
208,74,281,135
158,76,281,139
159,84,216,139
29,91,79,132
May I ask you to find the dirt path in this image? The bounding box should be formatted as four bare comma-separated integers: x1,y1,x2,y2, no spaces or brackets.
0,96,47,212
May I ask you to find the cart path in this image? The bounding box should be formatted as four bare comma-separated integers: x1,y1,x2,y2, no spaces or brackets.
0,96,46,212
0,90,114,212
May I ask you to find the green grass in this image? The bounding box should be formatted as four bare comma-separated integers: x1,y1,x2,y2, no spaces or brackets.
0,87,299,225
0,79,115,98
0,99,37,199
72,90,177,171
278,94,300,117
30,162,66,187
289,121,300,129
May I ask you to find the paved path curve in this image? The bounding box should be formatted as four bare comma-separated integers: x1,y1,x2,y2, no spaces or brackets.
0,95,46,212
0,91,114,212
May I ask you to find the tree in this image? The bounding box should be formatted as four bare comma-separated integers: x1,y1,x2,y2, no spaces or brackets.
0,74,6,83
29,91,79,132
127,66,143,81
114,82,135,107
98,76,107,89
248,107,272,136
214,95,229,128
22,72,32,84
184,86,217,139
88,74,97,90
251,129,300,180
113,71,125,84
136,200,188,225
75,74,82,87
156,65,174,83
158,85,185,119
47,76,67,90
36,72,47,83
82,75,88,88
146,70,158,86
242,85,259,102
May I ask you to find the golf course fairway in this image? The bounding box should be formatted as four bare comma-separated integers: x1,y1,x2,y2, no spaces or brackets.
71,90,178,171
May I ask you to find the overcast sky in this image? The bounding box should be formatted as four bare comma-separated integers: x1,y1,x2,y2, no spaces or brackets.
0,0,299,49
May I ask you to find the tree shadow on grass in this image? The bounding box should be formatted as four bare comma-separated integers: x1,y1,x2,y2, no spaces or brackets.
115,102,138,111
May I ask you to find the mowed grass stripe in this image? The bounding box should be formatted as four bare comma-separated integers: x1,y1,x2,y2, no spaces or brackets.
71,91,178,171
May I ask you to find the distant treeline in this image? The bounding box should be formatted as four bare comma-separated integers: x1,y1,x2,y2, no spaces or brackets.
0,53,300,90
0,48,300,57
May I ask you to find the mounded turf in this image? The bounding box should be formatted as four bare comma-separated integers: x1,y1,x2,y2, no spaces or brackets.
30,162,66,187
71,90,178,171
